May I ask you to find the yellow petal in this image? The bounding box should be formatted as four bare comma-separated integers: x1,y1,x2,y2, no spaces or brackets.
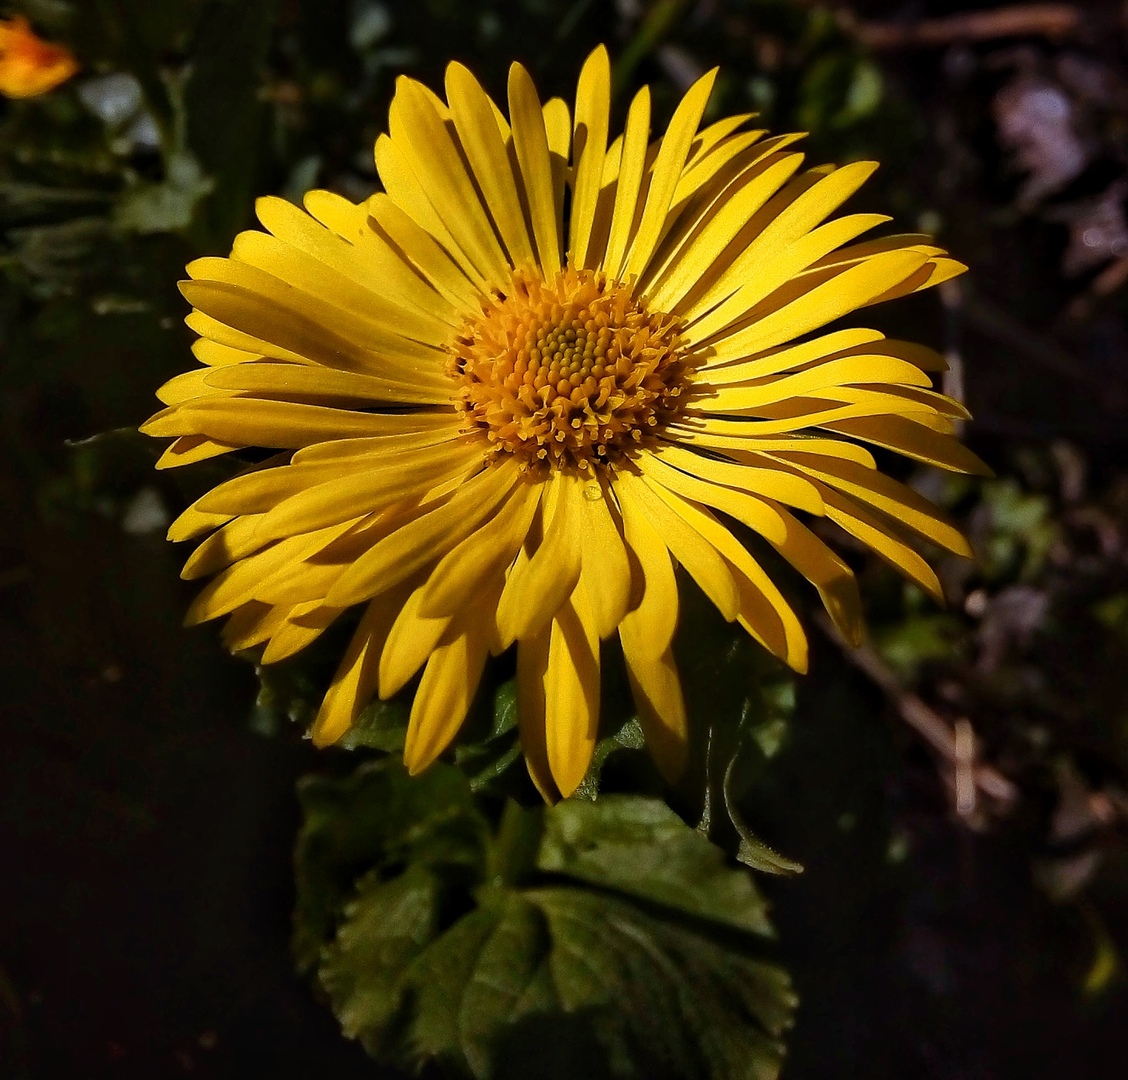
643,478,807,671
360,191,481,310
186,518,359,625
221,601,286,653
694,354,932,414
167,505,232,543
822,488,944,603
155,435,240,470
230,228,453,346
696,327,884,385
614,471,738,621
695,249,930,357
637,451,790,546
387,77,510,282
603,86,651,278
542,96,571,250
651,442,825,515
180,269,450,389
327,459,519,607
379,580,454,698
417,480,541,619
545,589,600,797
768,509,864,647
373,133,490,291
445,62,535,268
496,471,582,644
618,627,688,783
622,68,717,282
182,514,268,580
404,623,491,775
669,396,940,443
312,593,405,746
156,368,221,406
864,256,967,306
195,436,453,516
142,398,453,448
516,626,557,802
507,63,562,277
256,194,462,326
613,472,680,658
252,442,481,544
190,336,259,367
185,309,308,367
577,475,633,639
568,45,611,270
764,451,972,556
261,602,343,664
289,423,464,465
202,360,452,407
684,113,759,167
683,212,890,344
824,414,992,475
646,152,807,311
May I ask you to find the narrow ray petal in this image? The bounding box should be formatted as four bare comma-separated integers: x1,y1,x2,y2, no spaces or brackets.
545,588,601,797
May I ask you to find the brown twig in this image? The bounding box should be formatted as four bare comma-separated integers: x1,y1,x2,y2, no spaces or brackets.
816,614,1018,808
962,290,1126,405
846,4,1082,50
1064,252,1128,323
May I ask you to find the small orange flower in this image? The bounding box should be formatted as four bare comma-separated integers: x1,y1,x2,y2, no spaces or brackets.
0,16,77,99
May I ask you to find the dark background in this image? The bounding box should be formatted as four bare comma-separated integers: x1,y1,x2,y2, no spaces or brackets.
3,1,1128,1076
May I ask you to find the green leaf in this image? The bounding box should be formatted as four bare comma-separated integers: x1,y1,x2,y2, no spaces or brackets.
319,865,441,1054
338,697,409,752
538,795,775,936
676,582,803,876
300,763,795,1079
533,887,793,1080
453,676,526,795
292,759,487,974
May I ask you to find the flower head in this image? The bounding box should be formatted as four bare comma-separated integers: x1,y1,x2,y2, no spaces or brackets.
143,47,986,798
0,16,77,99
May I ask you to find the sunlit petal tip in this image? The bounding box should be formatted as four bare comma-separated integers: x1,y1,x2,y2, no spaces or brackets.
138,409,176,437
310,721,344,749
403,735,437,776
183,600,214,628
552,758,589,801
787,639,810,675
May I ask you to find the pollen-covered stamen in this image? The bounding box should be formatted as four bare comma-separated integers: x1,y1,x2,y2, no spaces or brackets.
450,267,690,470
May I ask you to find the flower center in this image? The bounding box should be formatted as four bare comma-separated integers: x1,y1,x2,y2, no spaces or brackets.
449,267,689,471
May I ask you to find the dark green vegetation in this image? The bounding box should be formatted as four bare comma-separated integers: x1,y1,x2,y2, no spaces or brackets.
3,1,1128,1077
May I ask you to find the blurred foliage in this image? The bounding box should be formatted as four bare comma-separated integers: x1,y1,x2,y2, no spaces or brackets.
4,0,1128,1078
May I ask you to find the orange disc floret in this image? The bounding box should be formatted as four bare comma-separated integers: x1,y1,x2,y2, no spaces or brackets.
452,267,691,472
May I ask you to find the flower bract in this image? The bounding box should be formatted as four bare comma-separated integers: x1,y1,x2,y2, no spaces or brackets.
143,47,987,798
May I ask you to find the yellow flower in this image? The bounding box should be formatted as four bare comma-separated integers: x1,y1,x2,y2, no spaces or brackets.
0,16,77,99
143,47,986,799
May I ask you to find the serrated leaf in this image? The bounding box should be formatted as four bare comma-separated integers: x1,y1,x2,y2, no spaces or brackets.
301,766,795,1079
538,795,775,936
319,865,440,1054
533,887,793,1080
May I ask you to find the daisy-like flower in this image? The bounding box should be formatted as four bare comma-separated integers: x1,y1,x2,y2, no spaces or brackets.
143,47,987,799
0,16,77,99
